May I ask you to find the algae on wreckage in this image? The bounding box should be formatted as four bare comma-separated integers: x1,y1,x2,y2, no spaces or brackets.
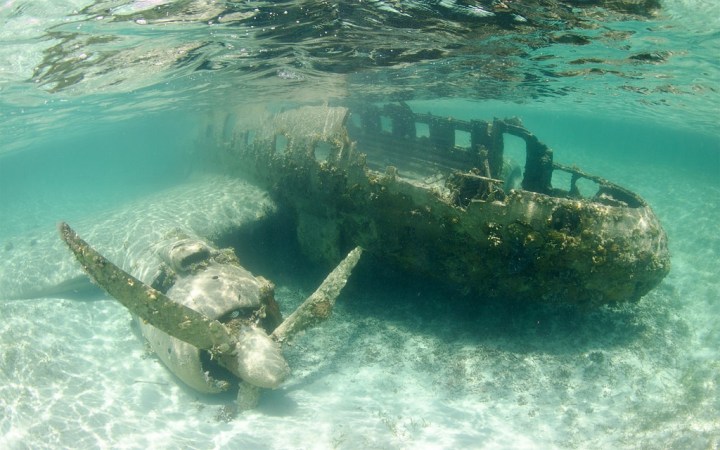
59,222,362,412
202,103,669,306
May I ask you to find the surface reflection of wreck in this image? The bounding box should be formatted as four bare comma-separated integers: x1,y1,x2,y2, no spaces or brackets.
205,103,670,306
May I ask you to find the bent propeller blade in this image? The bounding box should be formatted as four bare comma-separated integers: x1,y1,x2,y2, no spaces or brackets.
272,246,362,342
58,222,235,352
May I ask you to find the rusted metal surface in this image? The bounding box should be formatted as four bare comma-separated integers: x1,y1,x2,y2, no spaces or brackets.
204,103,670,306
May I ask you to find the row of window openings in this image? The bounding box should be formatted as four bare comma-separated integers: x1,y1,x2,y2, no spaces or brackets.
378,117,472,147
267,123,598,198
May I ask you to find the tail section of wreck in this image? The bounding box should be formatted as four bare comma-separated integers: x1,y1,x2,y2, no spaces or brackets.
199,103,670,306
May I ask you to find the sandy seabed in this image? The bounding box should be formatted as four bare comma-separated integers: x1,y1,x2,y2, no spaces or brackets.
1,164,718,449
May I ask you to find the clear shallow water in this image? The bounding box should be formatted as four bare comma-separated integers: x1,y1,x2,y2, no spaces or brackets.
1,1,719,449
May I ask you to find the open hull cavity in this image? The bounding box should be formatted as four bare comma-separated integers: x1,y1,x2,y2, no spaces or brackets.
202,103,669,306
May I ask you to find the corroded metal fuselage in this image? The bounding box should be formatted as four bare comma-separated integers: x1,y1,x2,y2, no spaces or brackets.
203,104,669,306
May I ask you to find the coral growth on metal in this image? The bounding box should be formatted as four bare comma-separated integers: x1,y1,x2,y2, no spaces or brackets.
205,103,670,306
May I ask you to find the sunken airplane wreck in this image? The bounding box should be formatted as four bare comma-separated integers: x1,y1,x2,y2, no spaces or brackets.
58,103,669,412
203,103,670,306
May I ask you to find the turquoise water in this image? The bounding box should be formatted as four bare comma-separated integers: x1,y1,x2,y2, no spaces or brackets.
1,1,719,449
